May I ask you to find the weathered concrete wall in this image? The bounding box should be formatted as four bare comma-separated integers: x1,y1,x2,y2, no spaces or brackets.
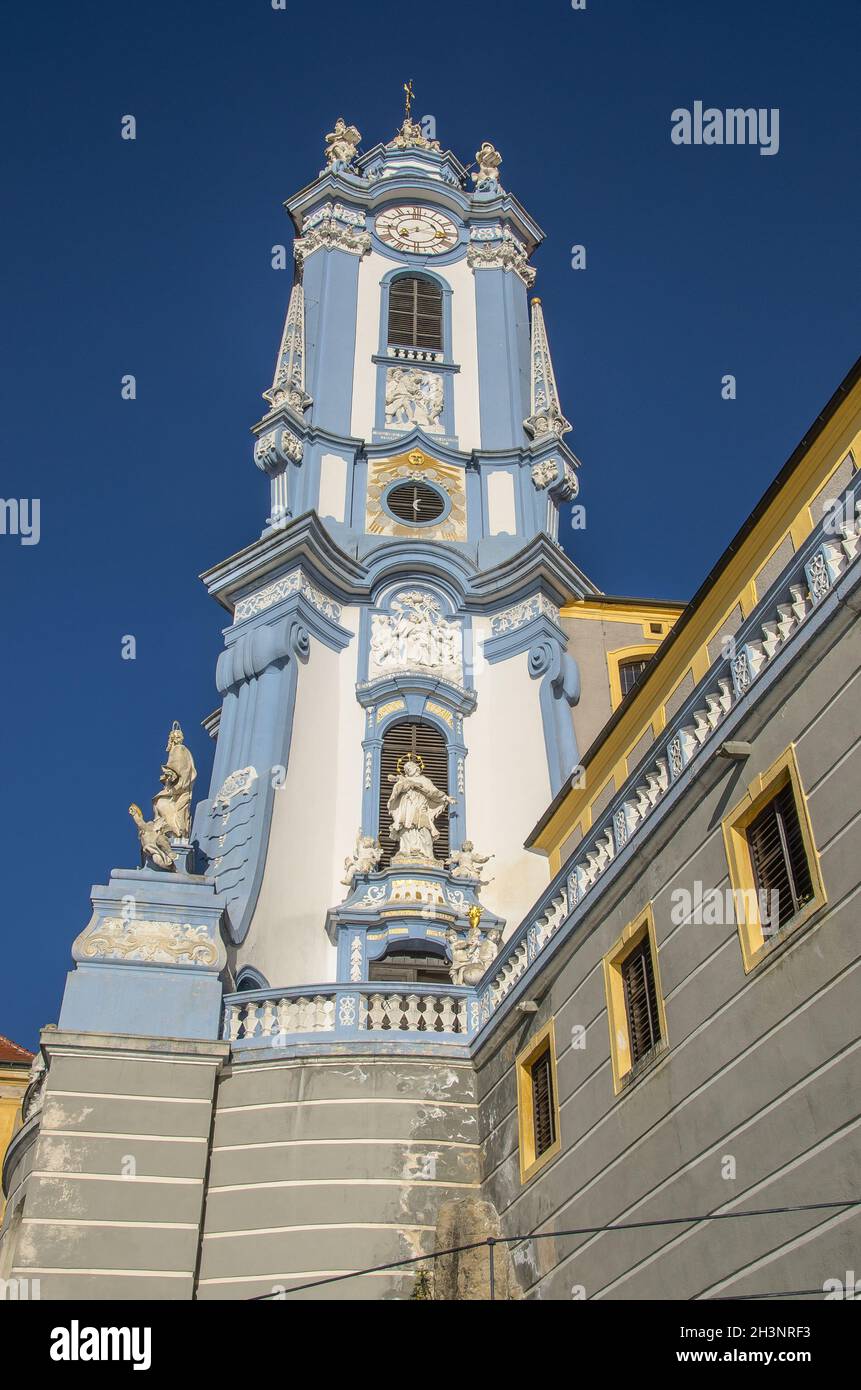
475,596,861,1299
196,1055,480,1299
1,1032,228,1300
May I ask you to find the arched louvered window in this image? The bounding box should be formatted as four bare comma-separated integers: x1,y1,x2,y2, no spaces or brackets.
378,719,450,869
387,275,443,351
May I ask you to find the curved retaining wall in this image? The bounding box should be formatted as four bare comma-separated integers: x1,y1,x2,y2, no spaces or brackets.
196,1054,480,1300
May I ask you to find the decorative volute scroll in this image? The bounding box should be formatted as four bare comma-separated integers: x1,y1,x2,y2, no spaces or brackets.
524,297,572,441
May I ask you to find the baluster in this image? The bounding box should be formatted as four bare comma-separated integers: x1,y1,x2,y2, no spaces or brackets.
228,1005,242,1042
385,994,404,1030
243,1001,259,1039
260,998,275,1037
438,995,456,1034
367,993,386,1030
404,993,422,1031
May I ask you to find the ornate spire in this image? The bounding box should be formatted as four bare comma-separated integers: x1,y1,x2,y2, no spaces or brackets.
523,297,572,441
263,279,312,414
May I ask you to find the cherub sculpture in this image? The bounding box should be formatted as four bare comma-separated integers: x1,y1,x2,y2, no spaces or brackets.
446,841,494,883
129,804,175,872
324,117,361,172
342,832,384,885
472,142,502,192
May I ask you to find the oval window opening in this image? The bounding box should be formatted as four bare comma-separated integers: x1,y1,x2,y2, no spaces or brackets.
386,480,446,524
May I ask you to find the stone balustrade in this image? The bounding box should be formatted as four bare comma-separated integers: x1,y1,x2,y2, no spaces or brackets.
223,983,471,1051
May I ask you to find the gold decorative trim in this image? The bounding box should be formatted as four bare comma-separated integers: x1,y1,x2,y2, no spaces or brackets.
366,449,467,542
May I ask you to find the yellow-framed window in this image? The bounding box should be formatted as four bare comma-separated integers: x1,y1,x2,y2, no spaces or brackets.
516,1019,561,1184
721,744,826,972
607,646,656,710
603,905,668,1094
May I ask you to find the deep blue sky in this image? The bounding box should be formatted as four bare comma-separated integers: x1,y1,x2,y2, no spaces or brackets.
2,0,858,1048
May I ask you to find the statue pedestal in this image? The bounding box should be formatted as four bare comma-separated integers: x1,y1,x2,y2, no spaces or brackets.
169,840,196,873
60,867,228,1040
325,865,505,985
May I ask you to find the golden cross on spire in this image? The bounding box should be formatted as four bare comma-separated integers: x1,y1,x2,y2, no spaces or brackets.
403,79,414,121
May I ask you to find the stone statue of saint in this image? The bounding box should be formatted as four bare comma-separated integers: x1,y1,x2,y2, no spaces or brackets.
152,722,196,841
324,117,361,171
386,756,455,862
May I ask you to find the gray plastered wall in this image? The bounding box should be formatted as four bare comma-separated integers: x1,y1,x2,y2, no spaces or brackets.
475,587,861,1299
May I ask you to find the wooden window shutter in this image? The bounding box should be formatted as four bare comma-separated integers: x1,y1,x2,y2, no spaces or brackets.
746,781,814,932
622,937,661,1065
388,276,443,351
531,1049,556,1158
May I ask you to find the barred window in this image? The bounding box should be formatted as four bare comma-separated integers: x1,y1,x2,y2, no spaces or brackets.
619,657,651,697
388,275,443,350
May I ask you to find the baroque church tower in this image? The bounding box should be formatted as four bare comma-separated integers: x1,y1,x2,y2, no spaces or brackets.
8,98,860,1307
5,104,678,1300
139,103,593,1005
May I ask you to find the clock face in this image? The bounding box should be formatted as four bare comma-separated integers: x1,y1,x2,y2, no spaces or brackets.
375,206,459,256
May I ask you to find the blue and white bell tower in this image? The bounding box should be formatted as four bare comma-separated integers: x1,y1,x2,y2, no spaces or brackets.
59,105,597,1032
185,108,596,997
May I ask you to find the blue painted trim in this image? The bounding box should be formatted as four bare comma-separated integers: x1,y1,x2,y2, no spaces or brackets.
302,245,361,437
474,266,531,450
483,611,567,665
